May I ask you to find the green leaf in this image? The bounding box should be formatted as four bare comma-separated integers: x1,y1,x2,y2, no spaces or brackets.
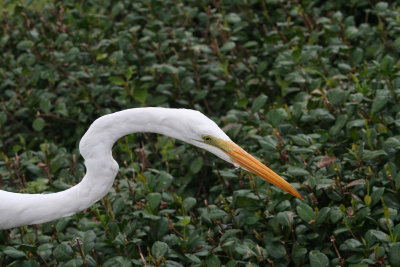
367,229,389,243
363,150,387,161
55,33,68,46
389,243,400,266
38,243,53,260
287,166,309,177
267,108,287,128
59,259,84,267
209,209,227,219
205,254,221,267
380,55,394,74
293,247,307,258
251,94,268,112
327,89,345,106
153,171,173,192
32,117,45,131
276,211,291,226
351,48,364,65
53,243,73,261
375,1,388,11
237,98,248,108
291,134,311,146
371,95,388,114
347,119,365,129
96,52,108,61
151,241,168,259
190,157,203,174
55,218,71,232
370,187,384,206
226,260,238,267
364,195,372,206
182,197,197,212
329,206,343,224
134,87,147,103
340,239,363,251
235,244,255,256
266,242,286,258
221,229,242,242
329,114,347,136
393,37,400,48
148,192,161,210
83,230,97,253
109,76,125,86
292,47,302,62
316,207,330,225
257,61,268,73
220,42,236,53
226,13,241,23
17,40,33,51
309,250,329,267
180,216,191,226
40,98,51,113
103,256,132,267
3,247,26,259
296,203,314,222
185,254,201,264
112,198,125,215
23,177,49,193
55,102,68,116
126,67,134,80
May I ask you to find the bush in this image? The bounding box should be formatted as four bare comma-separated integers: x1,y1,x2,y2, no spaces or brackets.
1,0,400,266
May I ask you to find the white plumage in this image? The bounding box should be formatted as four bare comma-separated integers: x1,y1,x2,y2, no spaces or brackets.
0,107,302,229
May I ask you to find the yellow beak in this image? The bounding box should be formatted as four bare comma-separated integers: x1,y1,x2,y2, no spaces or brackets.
220,140,304,200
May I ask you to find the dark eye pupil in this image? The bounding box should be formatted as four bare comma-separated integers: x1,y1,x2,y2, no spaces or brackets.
205,137,210,141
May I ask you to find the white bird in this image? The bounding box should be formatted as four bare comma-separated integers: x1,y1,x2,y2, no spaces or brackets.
0,107,303,229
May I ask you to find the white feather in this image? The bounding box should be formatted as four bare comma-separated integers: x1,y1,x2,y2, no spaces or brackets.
0,107,233,229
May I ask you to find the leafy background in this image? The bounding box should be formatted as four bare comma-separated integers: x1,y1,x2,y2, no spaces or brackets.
1,0,400,266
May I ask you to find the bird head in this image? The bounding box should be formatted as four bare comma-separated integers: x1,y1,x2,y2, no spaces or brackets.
177,109,304,200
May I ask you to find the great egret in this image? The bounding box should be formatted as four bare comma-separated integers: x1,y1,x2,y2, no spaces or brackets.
0,107,303,229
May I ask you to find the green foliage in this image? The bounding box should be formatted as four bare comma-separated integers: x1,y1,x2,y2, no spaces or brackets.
1,0,400,266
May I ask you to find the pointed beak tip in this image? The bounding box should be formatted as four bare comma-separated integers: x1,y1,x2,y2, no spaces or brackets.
296,192,306,200
283,185,305,200
223,141,305,200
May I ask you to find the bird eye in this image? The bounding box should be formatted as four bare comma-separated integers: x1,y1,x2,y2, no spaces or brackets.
203,135,212,142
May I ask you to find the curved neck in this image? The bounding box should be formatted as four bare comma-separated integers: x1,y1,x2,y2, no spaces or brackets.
0,108,183,229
